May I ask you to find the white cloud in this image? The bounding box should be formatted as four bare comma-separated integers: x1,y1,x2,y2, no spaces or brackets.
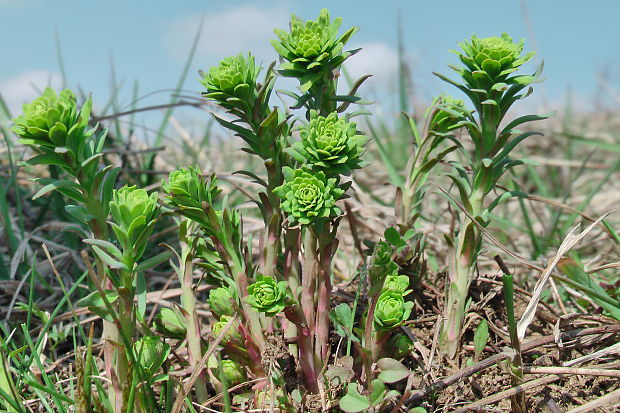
0,70,63,116
164,4,290,66
341,42,399,92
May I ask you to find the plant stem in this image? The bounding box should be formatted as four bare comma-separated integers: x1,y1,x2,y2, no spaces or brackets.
442,188,484,358
283,228,301,356
230,254,265,351
205,204,266,351
300,227,320,392
301,228,318,335
115,271,136,413
315,225,334,362
260,159,283,278
180,242,209,402
85,205,123,411
363,293,379,386
502,274,526,413
283,306,318,393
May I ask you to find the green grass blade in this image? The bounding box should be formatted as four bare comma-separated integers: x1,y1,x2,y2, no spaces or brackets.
144,18,204,184
21,325,71,410
54,29,68,89
563,132,620,154
0,93,25,253
365,118,403,187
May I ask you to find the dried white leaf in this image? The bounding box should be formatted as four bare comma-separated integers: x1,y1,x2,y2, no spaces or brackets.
516,212,611,340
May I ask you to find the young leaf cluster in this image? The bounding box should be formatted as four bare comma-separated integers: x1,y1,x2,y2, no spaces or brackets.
271,8,359,92
273,167,344,226
247,275,288,316
288,110,367,176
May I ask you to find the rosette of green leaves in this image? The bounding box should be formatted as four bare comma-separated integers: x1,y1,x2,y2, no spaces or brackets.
207,286,235,318
436,33,547,209
199,53,260,114
437,33,544,149
199,54,286,161
273,166,344,225
164,167,221,228
220,359,246,386
247,275,288,316
374,290,413,331
212,315,243,344
288,110,367,175
271,8,358,92
371,241,393,267
383,272,411,296
109,186,159,265
455,33,534,89
12,88,93,174
12,88,116,227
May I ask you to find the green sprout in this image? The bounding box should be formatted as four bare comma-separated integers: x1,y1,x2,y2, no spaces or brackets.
207,287,236,318
220,359,246,386
199,53,260,112
109,185,159,265
398,93,467,230
288,110,367,176
455,33,534,88
364,240,403,367
428,94,467,136
374,290,414,331
166,167,265,356
437,33,547,357
382,272,411,295
247,275,288,316
370,241,393,267
164,167,221,228
271,8,358,92
155,307,186,339
367,241,395,297
212,315,242,344
12,88,93,174
273,166,344,225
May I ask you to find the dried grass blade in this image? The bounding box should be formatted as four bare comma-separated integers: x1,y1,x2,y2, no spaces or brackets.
516,212,611,340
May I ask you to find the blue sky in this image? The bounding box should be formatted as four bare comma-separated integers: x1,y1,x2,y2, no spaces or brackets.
1,0,618,124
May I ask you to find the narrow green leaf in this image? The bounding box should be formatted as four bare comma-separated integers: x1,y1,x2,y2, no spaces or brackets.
83,239,123,259
76,290,120,308
136,271,147,319
134,251,173,272
91,245,129,270
32,180,80,200
473,319,489,360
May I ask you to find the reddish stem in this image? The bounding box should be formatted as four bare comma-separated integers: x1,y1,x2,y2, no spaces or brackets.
283,306,318,393
301,229,318,333
315,239,333,362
